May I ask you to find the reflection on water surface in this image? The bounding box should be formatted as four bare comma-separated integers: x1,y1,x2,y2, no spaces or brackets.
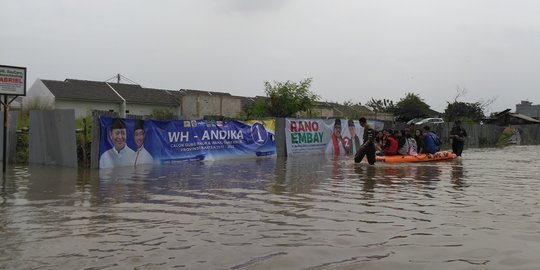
1,146,540,269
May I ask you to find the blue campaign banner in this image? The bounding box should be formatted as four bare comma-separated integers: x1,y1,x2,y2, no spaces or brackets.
99,117,276,169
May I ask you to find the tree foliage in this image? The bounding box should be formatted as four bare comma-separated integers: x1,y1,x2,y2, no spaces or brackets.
243,98,271,118
393,93,430,122
341,100,367,119
444,101,485,123
444,86,491,123
365,98,395,113
264,78,319,117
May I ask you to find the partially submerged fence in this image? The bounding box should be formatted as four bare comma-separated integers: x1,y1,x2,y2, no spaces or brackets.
28,109,77,167
10,110,540,168
428,123,540,147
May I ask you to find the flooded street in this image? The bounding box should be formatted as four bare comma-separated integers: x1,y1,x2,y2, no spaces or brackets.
2,145,540,269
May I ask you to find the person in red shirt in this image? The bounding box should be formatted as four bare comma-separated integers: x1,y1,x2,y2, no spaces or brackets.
378,129,398,156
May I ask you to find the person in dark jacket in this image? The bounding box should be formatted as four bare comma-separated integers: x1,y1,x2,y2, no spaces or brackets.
450,120,467,156
354,117,376,165
414,129,425,154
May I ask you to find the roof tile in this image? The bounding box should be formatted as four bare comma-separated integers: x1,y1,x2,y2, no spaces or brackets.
42,79,123,102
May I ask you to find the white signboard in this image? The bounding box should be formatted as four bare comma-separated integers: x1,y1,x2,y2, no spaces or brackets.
0,65,26,96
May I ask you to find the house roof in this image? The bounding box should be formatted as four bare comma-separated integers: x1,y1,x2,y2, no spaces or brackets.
483,109,540,125
426,108,442,117
42,79,123,102
107,83,178,106
42,79,181,106
508,112,540,123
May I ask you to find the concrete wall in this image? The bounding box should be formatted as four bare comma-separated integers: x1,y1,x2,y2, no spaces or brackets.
181,94,242,119
0,110,19,163
222,97,242,117
29,109,77,167
199,95,222,117
56,100,121,119
182,95,198,118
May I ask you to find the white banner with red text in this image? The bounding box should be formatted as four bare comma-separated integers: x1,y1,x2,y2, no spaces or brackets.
285,118,382,156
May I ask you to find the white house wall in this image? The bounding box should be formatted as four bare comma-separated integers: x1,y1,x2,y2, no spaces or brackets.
24,79,55,109
55,100,121,118
126,103,177,117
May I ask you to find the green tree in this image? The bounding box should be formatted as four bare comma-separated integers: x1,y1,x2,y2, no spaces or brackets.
243,98,271,118
393,93,430,122
341,100,370,119
444,86,492,123
264,78,319,117
365,98,395,113
444,101,485,123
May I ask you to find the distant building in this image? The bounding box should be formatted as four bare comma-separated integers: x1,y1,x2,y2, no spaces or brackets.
24,79,242,119
516,100,540,119
483,109,540,126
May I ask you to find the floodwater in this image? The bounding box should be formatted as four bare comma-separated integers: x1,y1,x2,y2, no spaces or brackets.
1,146,540,270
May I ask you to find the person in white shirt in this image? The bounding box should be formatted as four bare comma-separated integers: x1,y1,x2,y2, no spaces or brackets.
100,118,135,169
132,119,154,166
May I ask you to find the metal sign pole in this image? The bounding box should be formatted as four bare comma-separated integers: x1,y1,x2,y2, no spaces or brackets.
2,95,18,174
0,65,27,174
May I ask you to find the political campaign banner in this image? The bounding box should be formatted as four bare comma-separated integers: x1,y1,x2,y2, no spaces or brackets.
285,118,382,156
99,117,275,169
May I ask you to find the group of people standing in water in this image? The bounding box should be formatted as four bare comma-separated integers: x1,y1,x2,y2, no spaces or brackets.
354,118,467,165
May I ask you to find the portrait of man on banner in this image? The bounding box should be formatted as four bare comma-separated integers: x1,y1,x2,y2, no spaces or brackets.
99,118,135,169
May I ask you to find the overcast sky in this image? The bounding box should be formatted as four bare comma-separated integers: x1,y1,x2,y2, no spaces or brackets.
2,0,539,113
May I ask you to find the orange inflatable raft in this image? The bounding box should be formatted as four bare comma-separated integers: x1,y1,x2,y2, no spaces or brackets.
375,151,458,163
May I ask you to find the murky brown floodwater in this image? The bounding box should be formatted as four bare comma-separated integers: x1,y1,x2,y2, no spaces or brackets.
1,145,540,270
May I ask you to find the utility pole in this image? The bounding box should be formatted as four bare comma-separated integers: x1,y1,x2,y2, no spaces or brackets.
0,65,26,174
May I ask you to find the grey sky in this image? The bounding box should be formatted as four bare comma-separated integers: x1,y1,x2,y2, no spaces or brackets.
2,0,539,113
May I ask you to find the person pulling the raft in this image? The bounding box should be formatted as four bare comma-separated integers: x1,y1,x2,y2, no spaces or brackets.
450,120,467,156
354,117,376,165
